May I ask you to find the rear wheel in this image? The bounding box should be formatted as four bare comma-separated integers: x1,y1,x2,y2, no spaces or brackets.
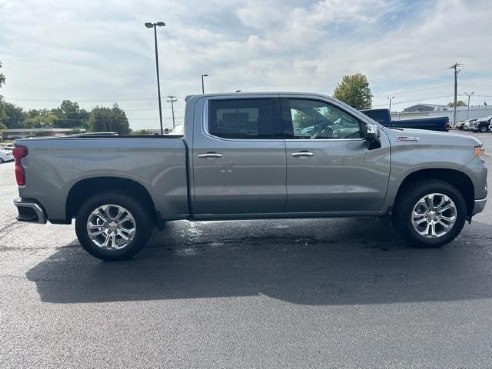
75,191,153,261
392,180,466,248
479,125,488,133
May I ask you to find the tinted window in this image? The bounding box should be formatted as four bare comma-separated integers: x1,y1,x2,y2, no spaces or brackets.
285,99,362,139
208,99,277,139
360,109,391,125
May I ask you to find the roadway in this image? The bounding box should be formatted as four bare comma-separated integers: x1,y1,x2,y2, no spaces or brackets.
0,131,491,368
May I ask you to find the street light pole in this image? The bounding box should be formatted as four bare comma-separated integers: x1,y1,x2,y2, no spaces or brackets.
464,91,475,119
387,96,395,112
145,21,166,135
201,74,208,94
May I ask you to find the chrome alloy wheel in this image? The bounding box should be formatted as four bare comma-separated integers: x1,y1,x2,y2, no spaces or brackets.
411,193,457,238
86,204,136,250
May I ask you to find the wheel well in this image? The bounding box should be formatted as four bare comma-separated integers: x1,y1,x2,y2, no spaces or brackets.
66,177,158,224
395,169,475,217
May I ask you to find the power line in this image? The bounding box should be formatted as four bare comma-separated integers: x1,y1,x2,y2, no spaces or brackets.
379,83,451,96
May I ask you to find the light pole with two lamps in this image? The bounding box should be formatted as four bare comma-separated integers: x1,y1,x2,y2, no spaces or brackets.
145,21,165,135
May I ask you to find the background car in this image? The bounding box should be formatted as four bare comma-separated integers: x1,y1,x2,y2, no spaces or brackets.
455,121,466,129
463,118,477,131
472,115,492,133
0,148,14,163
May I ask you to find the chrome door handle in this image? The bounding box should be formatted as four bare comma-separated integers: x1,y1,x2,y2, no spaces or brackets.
198,153,223,159
291,151,314,157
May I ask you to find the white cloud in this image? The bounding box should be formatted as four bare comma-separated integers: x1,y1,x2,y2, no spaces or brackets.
310,0,392,24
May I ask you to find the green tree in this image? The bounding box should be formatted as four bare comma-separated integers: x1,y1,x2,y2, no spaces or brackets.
333,73,373,110
88,104,130,134
0,63,28,129
448,100,467,107
23,109,59,128
0,61,7,125
0,61,5,101
0,101,24,128
53,100,88,128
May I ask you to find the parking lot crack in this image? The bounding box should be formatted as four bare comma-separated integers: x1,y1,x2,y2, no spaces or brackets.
0,220,28,235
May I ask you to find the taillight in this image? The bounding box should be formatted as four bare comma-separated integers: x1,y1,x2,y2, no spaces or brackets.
13,146,28,186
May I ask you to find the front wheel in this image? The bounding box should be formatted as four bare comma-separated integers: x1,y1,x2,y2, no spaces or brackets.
479,125,488,133
392,180,466,248
75,192,153,261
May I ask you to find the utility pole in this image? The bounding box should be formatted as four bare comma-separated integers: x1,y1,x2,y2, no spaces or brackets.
167,96,177,128
449,63,462,126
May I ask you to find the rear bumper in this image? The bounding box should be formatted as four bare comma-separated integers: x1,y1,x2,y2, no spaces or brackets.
14,198,47,224
472,198,487,216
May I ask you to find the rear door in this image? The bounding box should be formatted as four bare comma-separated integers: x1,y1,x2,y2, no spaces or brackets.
192,97,287,215
282,97,391,214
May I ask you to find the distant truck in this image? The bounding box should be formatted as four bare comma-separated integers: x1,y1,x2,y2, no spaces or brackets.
472,115,492,133
361,108,450,132
12,92,487,261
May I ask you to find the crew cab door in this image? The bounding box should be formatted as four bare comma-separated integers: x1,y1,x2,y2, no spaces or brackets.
281,98,391,214
192,97,286,215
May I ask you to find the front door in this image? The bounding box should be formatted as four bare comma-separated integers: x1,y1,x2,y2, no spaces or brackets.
282,98,391,214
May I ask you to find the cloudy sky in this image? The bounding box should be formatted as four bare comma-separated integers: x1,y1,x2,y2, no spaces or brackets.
1,0,491,130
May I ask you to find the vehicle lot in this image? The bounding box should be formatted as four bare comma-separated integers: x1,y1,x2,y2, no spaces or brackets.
1,131,491,368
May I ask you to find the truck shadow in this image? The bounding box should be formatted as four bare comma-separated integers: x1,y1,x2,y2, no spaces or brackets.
26,218,492,305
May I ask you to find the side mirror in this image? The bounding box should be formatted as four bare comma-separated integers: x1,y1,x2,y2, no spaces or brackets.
364,124,381,150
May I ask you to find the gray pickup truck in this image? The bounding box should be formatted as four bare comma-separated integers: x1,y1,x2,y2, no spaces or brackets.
12,93,488,260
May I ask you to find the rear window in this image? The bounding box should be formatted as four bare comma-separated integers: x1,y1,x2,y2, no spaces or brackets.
208,98,277,139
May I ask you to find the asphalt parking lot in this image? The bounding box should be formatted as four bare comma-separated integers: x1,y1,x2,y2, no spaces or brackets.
1,131,492,368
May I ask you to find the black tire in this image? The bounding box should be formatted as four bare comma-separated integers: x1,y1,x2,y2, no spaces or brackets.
0,158,4,164
479,125,488,133
392,180,466,248
75,191,153,261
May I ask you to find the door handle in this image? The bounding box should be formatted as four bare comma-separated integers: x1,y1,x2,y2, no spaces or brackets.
291,151,314,157
198,152,223,159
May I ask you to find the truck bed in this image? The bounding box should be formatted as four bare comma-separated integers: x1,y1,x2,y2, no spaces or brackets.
15,135,189,223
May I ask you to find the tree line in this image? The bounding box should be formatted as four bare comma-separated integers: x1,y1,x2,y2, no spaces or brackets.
0,62,130,135
0,99,131,135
